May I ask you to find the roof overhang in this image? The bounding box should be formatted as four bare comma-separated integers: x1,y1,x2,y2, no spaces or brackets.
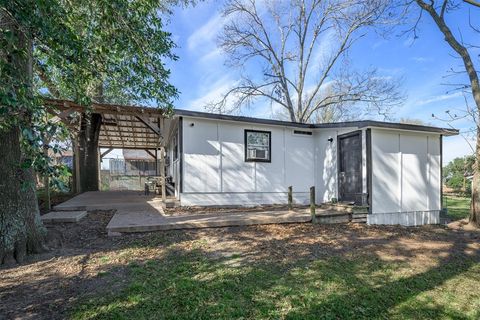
43,99,459,148
44,99,175,149
175,109,459,136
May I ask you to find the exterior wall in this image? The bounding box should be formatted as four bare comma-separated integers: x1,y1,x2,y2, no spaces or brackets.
368,129,441,226
314,128,358,203
179,115,443,226
180,117,315,206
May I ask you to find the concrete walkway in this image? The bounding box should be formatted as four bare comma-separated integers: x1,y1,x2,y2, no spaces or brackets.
54,191,164,212
107,210,312,234
53,191,313,235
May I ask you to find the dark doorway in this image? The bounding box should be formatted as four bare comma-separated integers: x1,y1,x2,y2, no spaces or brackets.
338,131,362,204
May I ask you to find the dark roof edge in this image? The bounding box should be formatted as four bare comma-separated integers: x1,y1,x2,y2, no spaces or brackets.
174,109,459,136
175,109,312,128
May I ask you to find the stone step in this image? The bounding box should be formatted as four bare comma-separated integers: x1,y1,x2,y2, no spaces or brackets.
52,205,87,212
320,203,369,214
41,210,88,223
352,213,368,218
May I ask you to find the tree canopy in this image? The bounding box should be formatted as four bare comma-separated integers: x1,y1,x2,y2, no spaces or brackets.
0,0,181,263
444,155,475,195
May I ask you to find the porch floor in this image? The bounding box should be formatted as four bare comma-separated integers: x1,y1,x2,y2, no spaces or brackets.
52,191,313,234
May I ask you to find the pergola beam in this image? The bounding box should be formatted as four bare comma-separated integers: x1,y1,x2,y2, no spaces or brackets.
135,115,161,136
44,98,166,118
101,148,114,158
145,149,156,159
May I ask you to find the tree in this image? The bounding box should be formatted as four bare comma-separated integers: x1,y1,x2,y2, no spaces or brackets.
444,156,475,195
209,0,403,123
35,0,180,192
0,0,179,263
410,0,480,226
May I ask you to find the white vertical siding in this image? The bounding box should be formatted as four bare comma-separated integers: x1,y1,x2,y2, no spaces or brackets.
369,129,441,225
181,117,316,205
182,119,221,193
285,130,315,191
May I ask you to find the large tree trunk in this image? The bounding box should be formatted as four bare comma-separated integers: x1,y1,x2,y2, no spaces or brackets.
76,83,104,192
0,13,45,264
78,113,102,192
471,121,480,226
0,127,46,264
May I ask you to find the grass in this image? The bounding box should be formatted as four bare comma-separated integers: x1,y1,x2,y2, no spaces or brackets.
444,195,471,221
72,246,480,320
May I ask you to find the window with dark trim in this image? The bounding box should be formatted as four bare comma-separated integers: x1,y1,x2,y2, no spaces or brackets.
244,129,271,162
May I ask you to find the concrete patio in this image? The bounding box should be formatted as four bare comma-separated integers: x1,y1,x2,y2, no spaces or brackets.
52,191,313,235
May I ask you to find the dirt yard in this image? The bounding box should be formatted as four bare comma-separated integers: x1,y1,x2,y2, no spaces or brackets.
0,212,479,319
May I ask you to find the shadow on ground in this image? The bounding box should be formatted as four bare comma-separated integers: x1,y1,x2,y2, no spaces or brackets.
1,211,479,320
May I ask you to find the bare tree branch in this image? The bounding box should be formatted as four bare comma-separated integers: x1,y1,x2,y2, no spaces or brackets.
413,0,480,225
211,0,403,123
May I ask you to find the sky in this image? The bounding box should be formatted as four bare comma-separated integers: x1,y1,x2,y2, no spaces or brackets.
157,0,479,164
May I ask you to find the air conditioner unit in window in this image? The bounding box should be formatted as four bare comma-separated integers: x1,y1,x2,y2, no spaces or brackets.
249,149,268,160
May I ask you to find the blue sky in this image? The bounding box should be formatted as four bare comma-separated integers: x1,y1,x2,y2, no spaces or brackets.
162,1,479,164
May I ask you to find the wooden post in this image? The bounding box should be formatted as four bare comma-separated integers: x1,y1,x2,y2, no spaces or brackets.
310,186,316,223
288,186,293,210
155,148,158,175
160,146,166,202
44,175,51,211
42,133,51,210
73,137,81,194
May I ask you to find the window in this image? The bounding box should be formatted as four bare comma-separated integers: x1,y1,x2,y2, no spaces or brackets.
245,129,271,162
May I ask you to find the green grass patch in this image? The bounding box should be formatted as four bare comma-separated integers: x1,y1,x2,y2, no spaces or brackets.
444,195,471,221
72,248,480,320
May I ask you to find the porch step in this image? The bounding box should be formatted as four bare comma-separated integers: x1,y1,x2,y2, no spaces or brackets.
41,210,88,223
52,205,87,211
320,203,369,214
351,213,367,224
314,212,350,224
162,199,181,209
314,211,368,224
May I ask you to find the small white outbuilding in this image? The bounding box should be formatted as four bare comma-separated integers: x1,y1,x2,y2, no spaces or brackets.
163,110,458,226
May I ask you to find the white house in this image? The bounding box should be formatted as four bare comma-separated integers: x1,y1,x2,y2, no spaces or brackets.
163,109,458,226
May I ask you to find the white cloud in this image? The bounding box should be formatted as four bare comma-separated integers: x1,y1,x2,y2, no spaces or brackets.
200,47,224,63
417,91,464,106
186,76,238,111
187,13,224,51
411,56,430,63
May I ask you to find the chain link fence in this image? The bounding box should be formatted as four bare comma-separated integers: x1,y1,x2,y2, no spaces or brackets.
100,158,160,191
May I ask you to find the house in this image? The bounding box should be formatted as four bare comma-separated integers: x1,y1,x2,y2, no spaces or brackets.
163,110,458,226
45,99,458,226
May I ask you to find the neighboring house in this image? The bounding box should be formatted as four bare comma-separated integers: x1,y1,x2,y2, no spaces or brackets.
163,110,458,226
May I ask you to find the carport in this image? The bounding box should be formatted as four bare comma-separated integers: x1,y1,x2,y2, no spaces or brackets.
45,98,180,201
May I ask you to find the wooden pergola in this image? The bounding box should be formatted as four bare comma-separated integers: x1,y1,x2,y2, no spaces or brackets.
44,99,177,200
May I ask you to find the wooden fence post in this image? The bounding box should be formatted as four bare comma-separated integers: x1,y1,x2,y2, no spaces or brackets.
310,186,316,222
160,146,166,202
288,186,293,210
